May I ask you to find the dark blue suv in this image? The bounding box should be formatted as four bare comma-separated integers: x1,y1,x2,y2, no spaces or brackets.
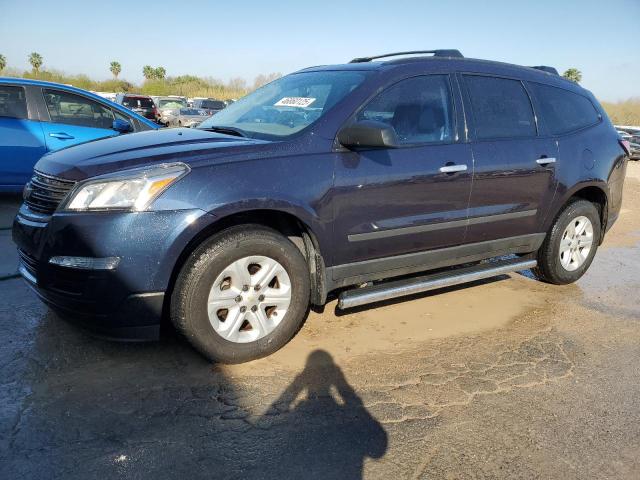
12,50,629,363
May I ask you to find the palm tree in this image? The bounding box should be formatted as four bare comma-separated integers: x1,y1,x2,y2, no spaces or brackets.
562,68,582,84
110,61,121,79
142,65,154,80
154,66,166,80
28,52,43,74
0,54,6,73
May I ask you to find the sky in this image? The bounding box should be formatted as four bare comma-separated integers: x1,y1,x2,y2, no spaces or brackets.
0,0,638,102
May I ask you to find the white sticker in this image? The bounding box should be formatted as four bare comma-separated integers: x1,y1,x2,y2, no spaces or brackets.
274,97,316,108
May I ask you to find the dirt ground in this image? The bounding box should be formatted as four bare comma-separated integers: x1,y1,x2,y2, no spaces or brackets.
1,163,639,479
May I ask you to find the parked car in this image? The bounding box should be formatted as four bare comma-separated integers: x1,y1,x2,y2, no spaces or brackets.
114,94,159,123
153,96,188,125
0,78,158,192
13,50,629,364
164,107,210,128
617,131,640,160
191,98,226,115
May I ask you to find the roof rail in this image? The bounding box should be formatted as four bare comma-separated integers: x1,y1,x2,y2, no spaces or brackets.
349,49,464,63
530,65,559,75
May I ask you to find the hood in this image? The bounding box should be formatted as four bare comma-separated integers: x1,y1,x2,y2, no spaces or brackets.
35,127,270,182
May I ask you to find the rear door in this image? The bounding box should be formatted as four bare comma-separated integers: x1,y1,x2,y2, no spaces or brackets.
460,74,558,245
331,74,473,269
0,84,47,188
39,88,118,151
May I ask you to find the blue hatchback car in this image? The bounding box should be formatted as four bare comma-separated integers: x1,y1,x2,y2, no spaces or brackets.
0,78,158,192
12,50,629,364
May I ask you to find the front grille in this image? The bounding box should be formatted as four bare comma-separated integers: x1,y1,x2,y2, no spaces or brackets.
24,170,76,214
18,249,39,280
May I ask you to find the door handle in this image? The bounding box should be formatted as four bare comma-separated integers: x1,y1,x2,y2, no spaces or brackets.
49,132,75,140
536,157,556,166
439,164,468,173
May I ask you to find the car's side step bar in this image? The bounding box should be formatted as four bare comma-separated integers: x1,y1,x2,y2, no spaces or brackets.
337,258,537,309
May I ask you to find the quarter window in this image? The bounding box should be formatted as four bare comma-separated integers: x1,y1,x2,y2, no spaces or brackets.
529,82,600,135
43,89,115,129
0,85,28,119
358,75,455,144
464,75,536,139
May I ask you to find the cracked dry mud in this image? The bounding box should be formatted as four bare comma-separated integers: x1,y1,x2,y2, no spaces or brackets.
1,163,639,479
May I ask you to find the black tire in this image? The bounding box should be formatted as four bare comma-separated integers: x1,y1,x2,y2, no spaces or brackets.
533,199,601,284
171,225,310,363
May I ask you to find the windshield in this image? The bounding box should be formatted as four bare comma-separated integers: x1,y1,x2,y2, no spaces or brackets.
198,70,368,139
123,97,154,108
159,99,187,109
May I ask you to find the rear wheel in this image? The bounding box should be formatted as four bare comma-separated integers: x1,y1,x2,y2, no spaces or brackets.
533,199,601,284
171,225,310,363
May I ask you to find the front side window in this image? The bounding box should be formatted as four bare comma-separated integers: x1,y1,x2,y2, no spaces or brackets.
198,71,368,139
0,85,28,119
357,75,455,144
528,82,600,135
43,89,114,129
464,75,536,140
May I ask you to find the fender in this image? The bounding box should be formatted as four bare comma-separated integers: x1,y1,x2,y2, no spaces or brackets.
543,179,610,236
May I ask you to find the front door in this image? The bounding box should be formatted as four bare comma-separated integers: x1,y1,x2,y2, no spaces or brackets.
39,88,118,151
331,74,473,271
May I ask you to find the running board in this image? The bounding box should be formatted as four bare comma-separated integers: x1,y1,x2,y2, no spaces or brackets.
337,258,537,309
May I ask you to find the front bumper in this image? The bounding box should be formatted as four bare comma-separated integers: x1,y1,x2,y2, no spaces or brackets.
12,205,212,340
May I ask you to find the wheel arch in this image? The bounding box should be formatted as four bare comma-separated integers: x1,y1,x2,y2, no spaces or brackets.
165,207,329,319
550,182,609,244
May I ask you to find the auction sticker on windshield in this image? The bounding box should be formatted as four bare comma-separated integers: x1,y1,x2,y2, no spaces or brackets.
274,97,316,108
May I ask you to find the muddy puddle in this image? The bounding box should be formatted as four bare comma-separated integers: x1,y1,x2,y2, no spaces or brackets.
228,272,555,375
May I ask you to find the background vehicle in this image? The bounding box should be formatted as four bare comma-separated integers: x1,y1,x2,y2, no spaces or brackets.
167,107,210,127
191,98,226,115
153,96,188,125
13,50,628,363
115,94,158,122
0,78,158,191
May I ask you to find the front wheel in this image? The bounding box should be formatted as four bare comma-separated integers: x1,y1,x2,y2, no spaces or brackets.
533,199,601,284
171,225,310,363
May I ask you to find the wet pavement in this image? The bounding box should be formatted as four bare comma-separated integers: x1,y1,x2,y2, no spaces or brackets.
1,165,639,479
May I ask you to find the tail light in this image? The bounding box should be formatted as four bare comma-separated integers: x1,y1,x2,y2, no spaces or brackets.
153,107,158,117
619,139,631,156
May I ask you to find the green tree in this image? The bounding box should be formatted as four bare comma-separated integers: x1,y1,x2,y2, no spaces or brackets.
154,66,166,80
0,54,6,72
28,52,43,74
142,65,154,80
110,61,121,79
563,68,582,83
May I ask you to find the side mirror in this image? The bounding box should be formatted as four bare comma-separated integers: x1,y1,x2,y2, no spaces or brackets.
112,118,133,134
338,120,399,149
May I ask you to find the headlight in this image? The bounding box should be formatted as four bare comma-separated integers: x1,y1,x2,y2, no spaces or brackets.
63,163,189,211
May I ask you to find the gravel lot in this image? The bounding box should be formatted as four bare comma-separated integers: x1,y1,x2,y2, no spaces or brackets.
1,163,639,479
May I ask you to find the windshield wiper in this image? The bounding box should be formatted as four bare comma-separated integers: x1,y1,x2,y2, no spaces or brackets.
199,125,248,138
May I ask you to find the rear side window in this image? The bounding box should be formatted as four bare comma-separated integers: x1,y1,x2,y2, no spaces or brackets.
358,75,455,144
528,82,600,135
464,75,536,139
0,85,28,119
43,89,115,129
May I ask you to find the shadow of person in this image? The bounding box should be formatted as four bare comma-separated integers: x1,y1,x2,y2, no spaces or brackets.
253,350,388,479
